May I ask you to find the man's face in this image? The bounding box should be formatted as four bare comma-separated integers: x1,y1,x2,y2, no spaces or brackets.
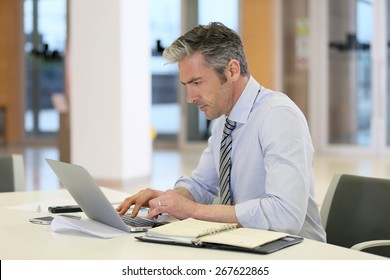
178,53,234,120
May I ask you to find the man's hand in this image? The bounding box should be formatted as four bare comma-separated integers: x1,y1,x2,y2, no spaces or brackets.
116,188,162,217
147,189,197,220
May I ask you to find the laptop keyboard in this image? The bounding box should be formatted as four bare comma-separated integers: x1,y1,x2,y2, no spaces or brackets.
121,214,156,227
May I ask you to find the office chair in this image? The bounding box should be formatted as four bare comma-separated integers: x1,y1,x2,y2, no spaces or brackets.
321,174,390,258
0,154,25,192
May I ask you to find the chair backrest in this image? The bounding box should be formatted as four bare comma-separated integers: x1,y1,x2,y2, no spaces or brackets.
0,154,25,192
321,174,390,257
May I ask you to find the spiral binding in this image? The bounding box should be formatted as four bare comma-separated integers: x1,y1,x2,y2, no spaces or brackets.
196,224,237,238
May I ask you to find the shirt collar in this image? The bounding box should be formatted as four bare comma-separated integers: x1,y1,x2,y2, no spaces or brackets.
228,76,261,124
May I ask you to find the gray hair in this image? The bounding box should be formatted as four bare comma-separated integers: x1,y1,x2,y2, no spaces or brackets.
163,22,250,83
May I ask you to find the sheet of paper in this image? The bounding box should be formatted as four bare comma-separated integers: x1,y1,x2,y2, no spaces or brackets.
51,216,127,239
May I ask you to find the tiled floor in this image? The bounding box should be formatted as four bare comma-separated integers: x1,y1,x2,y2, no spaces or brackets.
3,142,390,209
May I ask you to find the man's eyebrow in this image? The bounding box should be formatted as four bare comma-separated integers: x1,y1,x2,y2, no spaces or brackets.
181,77,202,85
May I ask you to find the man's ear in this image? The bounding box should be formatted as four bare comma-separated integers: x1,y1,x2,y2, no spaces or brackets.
227,59,241,81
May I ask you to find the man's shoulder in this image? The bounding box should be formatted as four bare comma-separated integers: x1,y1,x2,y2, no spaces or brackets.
256,89,302,113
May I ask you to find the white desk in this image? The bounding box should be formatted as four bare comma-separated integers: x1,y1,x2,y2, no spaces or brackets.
0,188,387,260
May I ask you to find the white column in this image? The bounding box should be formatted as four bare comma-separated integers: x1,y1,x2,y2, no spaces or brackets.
69,0,151,183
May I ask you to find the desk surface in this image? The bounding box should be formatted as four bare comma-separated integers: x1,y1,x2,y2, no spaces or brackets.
0,188,386,260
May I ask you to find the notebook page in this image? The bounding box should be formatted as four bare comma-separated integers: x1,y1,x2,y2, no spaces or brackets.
198,228,287,249
146,218,236,239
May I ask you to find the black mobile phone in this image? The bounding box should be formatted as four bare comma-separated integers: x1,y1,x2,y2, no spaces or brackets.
29,215,81,225
48,205,82,213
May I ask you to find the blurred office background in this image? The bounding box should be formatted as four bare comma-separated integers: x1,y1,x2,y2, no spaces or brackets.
2,0,390,207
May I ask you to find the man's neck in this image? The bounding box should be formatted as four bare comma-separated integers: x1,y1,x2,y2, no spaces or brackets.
232,75,250,105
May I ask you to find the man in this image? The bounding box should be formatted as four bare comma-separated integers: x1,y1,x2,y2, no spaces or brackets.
117,22,326,242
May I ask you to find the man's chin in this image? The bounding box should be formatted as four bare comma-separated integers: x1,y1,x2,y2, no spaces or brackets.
203,113,220,121
199,108,221,120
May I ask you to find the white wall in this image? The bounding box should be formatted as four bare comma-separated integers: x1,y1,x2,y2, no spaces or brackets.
69,0,152,183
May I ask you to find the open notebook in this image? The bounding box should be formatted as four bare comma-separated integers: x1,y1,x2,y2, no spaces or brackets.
46,159,167,234
136,218,303,254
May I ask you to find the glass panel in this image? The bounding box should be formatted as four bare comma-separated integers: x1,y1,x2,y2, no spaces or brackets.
24,0,67,137
150,0,181,141
199,0,238,30
328,0,372,146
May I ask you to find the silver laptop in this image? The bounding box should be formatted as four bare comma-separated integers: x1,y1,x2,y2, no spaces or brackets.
46,158,164,232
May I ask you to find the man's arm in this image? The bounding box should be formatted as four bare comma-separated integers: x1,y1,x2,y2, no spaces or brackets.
192,203,240,224
147,188,240,224
173,187,195,200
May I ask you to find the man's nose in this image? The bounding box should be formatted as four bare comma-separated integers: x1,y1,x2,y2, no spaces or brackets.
186,88,197,104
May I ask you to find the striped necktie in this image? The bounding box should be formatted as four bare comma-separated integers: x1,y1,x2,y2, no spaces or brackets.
219,118,236,205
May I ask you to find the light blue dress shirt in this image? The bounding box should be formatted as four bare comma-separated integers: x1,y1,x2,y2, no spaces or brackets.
175,76,326,242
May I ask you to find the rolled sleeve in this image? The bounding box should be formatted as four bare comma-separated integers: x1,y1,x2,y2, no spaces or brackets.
174,175,216,204
235,199,270,229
